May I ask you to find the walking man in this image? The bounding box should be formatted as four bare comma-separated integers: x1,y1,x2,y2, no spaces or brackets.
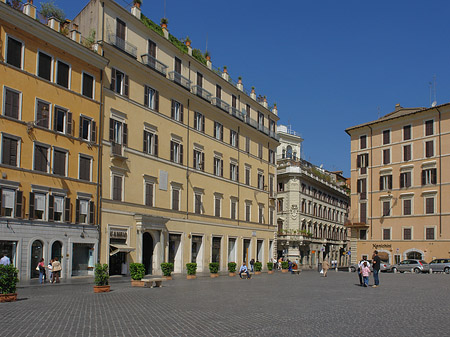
372,250,381,287
322,259,330,277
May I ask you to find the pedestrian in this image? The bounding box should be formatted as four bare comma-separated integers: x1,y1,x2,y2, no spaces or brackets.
249,258,255,272
51,257,62,283
0,254,11,265
372,250,381,288
361,261,371,287
273,258,277,271
48,259,54,283
358,258,371,286
37,258,46,284
322,259,330,277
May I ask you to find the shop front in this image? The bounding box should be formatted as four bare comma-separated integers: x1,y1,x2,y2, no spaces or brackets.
72,243,95,276
109,227,134,276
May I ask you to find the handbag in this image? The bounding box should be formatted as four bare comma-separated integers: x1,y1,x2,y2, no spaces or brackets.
36,265,40,271
320,269,323,274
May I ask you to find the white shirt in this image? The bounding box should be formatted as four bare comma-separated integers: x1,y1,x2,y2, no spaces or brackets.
0,256,11,265
358,260,371,269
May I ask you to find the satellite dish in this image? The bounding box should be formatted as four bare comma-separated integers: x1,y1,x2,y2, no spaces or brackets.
431,101,437,107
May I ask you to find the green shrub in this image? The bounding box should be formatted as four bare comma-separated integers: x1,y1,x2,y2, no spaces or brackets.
267,262,274,271
129,263,145,280
281,261,289,270
40,0,65,22
186,263,197,275
160,262,174,277
254,261,262,272
228,262,237,273
94,264,109,286
141,15,164,37
0,264,19,294
209,262,219,274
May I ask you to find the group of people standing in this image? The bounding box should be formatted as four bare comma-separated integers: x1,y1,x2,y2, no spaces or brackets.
36,257,62,284
358,250,381,287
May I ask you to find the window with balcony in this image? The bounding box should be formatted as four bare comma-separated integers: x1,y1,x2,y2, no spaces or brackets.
79,155,92,181
379,175,392,191
1,135,19,167
230,130,238,147
3,88,20,120
143,130,158,156
171,100,183,122
214,122,223,141
37,51,52,81
230,162,238,181
194,111,205,132
52,148,67,176
400,171,411,188
56,60,70,89
170,140,183,164
29,192,47,220
193,149,204,171
34,143,49,172
403,125,411,140
54,107,72,135
383,129,390,145
110,68,129,97
79,116,96,142
144,85,159,111
36,100,50,128
425,120,434,136
422,168,437,185
214,157,223,177
82,73,94,99
109,118,127,156
425,140,434,158
6,36,23,68
403,144,411,161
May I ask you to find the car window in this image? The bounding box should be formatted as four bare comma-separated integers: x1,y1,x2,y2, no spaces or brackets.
430,260,436,264
411,261,418,265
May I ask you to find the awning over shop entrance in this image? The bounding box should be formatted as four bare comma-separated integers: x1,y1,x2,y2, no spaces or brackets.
109,244,135,256
378,251,389,261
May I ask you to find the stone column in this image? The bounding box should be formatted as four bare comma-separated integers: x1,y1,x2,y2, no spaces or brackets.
136,226,143,263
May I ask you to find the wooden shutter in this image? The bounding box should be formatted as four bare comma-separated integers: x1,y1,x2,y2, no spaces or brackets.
180,144,183,164
236,165,239,181
220,126,223,141
202,115,205,133
148,40,156,57
155,90,159,111
65,197,71,222
201,153,205,171
213,159,217,175
124,75,129,97
379,176,383,190
214,122,217,138
91,121,96,143
123,123,128,146
171,100,175,119
422,170,426,185
144,86,149,107
432,168,437,184
154,135,158,157
220,159,223,177
89,201,95,224
75,199,80,223
230,163,232,179
400,174,404,188
110,68,116,91
48,195,54,221
54,108,58,131
66,111,73,135
170,141,174,161
230,132,233,145
79,116,83,138
180,104,184,123
143,131,148,153
388,175,392,190
193,150,197,168
29,192,35,219
357,179,361,193
109,118,114,141
15,190,23,218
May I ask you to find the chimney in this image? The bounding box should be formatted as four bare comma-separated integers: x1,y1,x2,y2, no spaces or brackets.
23,0,37,19
70,29,81,43
131,4,141,19
272,103,278,116
262,96,268,108
221,67,229,81
48,17,61,32
395,103,402,111
250,87,256,100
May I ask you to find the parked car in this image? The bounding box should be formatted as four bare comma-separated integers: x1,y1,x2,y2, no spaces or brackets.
391,259,430,274
349,260,391,272
428,259,450,273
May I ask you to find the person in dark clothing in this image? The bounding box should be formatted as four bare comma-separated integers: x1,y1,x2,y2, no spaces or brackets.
372,250,381,287
250,259,255,272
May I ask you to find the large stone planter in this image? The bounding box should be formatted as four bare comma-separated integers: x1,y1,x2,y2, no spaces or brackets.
228,272,236,277
187,275,196,280
164,276,172,280
131,280,146,287
268,270,274,274
255,271,262,275
93,285,110,293
210,273,219,278
0,293,17,302
281,269,288,273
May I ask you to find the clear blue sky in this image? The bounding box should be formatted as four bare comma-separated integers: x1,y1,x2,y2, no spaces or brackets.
60,0,450,176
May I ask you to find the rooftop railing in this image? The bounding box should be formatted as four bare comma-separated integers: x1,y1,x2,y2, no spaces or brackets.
168,71,191,90
107,33,137,58
141,54,168,76
191,85,212,102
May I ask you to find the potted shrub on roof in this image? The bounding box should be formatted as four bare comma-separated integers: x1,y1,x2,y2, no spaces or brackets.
209,262,219,278
133,0,142,9
94,263,110,293
185,36,191,47
205,50,211,61
0,264,19,302
186,263,197,279
281,261,289,273
130,263,146,287
160,17,168,28
254,261,262,275
267,262,274,274
228,262,237,277
161,262,174,280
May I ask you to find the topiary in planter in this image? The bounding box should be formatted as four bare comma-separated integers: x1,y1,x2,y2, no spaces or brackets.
0,264,19,295
267,262,274,271
94,264,110,293
186,263,197,275
161,262,174,277
130,263,145,281
228,262,237,273
254,261,262,272
209,262,219,274
281,261,289,270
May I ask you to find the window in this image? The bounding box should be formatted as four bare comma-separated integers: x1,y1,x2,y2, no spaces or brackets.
193,149,204,171
112,175,123,201
357,178,367,200
214,157,223,177
245,202,251,222
52,148,67,176
170,100,183,122
230,130,238,147
3,88,20,119
194,111,205,132
145,182,154,207
425,120,434,136
359,229,367,240
383,130,390,145
426,227,435,240
1,188,22,218
143,130,158,156
360,203,367,223
403,125,411,140
53,107,72,135
360,135,367,149
258,204,264,224
214,196,221,217
232,95,237,108
194,192,202,214
382,200,390,217
76,199,94,224
197,72,203,87
6,36,23,68
425,197,435,214
258,111,264,130
425,140,434,158
82,73,94,99
172,188,180,211
109,118,128,155
257,172,264,190
379,175,392,191
356,153,369,174
230,162,238,181
245,166,250,185
170,141,183,164
214,122,223,141
403,199,412,215
383,228,391,240
269,207,274,225
422,168,437,185
49,195,65,222
56,60,70,88
216,85,221,99
29,192,47,220
110,68,129,96
79,155,92,181
383,149,390,165
403,144,411,161
143,85,159,111
403,228,412,240
37,51,52,81
36,100,50,128
245,137,250,153
79,116,96,142
1,135,19,167
400,171,411,188
258,143,263,159
277,198,283,212
34,143,49,172
230,199,237,220
269,149,275,164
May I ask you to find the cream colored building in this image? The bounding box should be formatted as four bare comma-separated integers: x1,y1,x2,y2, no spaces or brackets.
74,0,279,275
346,103,450,265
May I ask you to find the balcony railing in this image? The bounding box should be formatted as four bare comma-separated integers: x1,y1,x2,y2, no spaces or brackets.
259,124,270,135
269,130,280,140
107,33,137,58
168,71,191,90
191,85,212,102
111,142,123,156
230,106,244,121
245,115,258,129
141,54,168,76
211,97,230,113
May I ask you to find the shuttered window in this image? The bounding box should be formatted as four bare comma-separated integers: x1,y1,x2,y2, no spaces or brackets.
6,36,22,68
403,199,412,215
145,183,154,207
400,172,411,188
194,193,202,214
82,73,94,98
382,228,391,240
422,168,437,185
143,131,158,156
53,149,66,176
383,149,390,165
231,200,237,220
1,136,18,166
403,145,411,161
245,203,251,222
425,120,434,136
112,175,122,201
194,112,205,132
79,156,91,181
425,197,435,214
56,60,70,88
403,228,412,240
172,189,179,211
425,140,434,158
38,51,52,81
144,86,159,111
360,135,367,149
4,88,20,119
426,227,435,240
383,130,390,145
360,203,367,223
34,144,48,172
382,201,390,217
403,125,411,140
214,197,221,217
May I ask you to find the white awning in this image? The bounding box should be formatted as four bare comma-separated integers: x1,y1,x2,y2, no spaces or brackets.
109,244,135,256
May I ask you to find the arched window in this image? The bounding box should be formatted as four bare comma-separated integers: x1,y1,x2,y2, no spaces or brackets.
286,146,293,159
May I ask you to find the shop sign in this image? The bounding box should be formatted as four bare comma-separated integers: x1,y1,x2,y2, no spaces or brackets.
373,243,392,249
110,229,128,240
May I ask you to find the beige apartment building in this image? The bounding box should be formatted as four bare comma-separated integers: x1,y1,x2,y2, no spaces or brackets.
346,103,450,265
74,0,279,275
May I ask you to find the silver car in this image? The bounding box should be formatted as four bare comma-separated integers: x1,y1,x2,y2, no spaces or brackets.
349,260,391,272
428,259,450,273
391,259,430,274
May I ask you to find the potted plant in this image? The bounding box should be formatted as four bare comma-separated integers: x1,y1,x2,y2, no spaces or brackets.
254,261,262,275
281,261,289,273
185,36,191,47
186,263,197,279
0,264,19,302
205,50,211,61
238,76,242,84
133,0,142,9
94,263,110,293
130,263,146,286
160,17,168,28
223,66,228,73
267,262,274,274
161,262,174,280
209,262,219,278
228,262,237,277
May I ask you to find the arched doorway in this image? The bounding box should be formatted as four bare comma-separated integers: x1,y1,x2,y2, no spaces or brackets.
31,240,43,278
51,241,63,261
143,232,153,275
407,251,423,260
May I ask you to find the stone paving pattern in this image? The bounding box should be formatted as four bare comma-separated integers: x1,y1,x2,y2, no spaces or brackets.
2,270,450,336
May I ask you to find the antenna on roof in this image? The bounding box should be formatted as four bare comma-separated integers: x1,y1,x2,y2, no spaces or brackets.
205,32,208,52
377,106,381,119
164,0,166,18
430,75,437,107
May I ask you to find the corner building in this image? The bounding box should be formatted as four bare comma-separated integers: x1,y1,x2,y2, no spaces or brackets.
346,104,450,265
0,1,107,280
74,0,279,275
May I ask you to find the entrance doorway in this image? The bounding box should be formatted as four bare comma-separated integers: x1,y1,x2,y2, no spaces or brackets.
191,235,203,271
31,240,43,278
407,251,423,260
243,239,251,263
51,241,63,261
143,232,153,275
169,234,182,273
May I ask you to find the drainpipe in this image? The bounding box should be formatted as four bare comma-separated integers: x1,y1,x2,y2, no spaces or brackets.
96,68,104,264
368,125,373,239
237,95,241,227
435,107,442,236
186,61,191,220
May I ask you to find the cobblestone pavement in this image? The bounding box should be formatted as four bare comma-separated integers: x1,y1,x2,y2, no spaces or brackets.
1,270,450,336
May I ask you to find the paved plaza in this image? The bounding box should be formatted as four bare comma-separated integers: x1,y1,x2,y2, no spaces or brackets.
1,270,450,336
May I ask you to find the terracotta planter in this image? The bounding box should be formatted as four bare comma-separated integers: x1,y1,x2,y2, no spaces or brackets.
255,271,262,275
187,275,196,280
186,41,191,47
228,272,236,277
0,293,17,302
210,273,219,278
161,23,167,29
164,276,172,280
281,269,288,273
268,270,274,274
206,56,211,61
93,285,110,293
131,280,146,287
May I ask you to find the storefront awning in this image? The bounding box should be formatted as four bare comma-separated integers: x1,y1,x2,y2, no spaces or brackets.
110,244,135,256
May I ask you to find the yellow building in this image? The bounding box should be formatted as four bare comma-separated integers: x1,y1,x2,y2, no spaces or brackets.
346,103,450,265
74,0,279,275
0,1,107,280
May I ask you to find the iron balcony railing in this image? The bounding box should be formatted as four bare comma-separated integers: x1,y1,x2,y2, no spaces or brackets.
211,97,230,113
269,130,280,140
245,115,258,129
107,33,137,58
111,142,123,156
230,106,244,121
141,54,168,76
169,71,191,90
259,124,270,135
191,85,212,102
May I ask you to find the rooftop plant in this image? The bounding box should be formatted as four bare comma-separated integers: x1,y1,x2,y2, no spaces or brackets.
141,14,164,37
40,0,65,22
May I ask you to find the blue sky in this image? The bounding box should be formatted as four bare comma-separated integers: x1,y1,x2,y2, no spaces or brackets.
60,0,450,176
